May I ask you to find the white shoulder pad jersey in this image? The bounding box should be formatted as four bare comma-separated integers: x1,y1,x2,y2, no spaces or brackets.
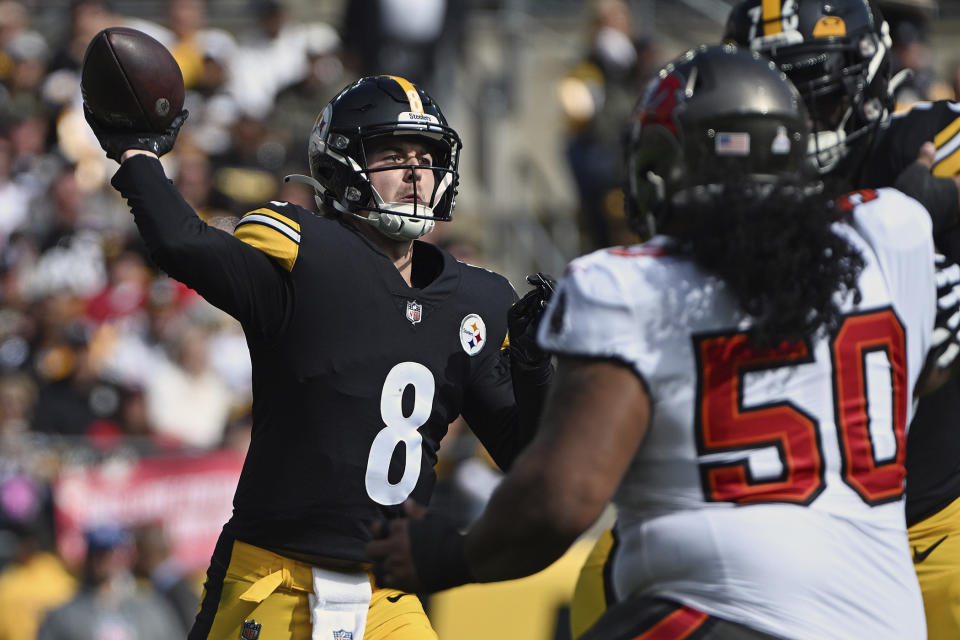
538,188,935,640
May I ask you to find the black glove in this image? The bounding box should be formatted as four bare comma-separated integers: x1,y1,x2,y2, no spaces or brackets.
507,272,557,368
930,252,960,371
84,105,189,162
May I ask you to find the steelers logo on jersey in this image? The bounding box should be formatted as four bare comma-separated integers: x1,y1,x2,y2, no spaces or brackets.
459,314,486,356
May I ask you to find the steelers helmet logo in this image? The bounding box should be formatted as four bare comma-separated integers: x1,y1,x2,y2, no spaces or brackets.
459,314,486,356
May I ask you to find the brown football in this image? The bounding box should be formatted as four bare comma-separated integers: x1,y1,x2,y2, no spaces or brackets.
81,27,184,132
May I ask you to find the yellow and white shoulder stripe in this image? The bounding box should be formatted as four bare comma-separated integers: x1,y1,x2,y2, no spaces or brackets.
234,207,301,271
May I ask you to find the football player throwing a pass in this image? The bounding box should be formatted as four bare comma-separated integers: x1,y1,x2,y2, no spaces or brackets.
84,75,554,640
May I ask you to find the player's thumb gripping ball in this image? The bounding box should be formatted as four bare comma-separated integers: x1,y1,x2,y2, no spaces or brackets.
81,26,185,132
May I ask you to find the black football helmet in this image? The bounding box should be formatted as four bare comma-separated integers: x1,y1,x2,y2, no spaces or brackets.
723,0,892,175
286,75,462,241
626,44,811,236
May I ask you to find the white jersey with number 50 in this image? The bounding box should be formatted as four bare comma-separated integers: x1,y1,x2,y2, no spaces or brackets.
538,188,935,640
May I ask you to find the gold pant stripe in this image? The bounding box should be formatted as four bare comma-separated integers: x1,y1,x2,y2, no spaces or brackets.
909,496,960,640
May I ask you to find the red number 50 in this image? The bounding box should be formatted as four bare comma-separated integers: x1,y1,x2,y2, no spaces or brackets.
694,309,907,506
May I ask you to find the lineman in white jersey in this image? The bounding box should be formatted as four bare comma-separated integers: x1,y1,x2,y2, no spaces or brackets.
545,185,930,638
367,45,935,639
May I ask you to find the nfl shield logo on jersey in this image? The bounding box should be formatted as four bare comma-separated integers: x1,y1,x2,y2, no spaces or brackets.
459,313,487,356
332,631,353,640
241,620,262,640
406,300,422,324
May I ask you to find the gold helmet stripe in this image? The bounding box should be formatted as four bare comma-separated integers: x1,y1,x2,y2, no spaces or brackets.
762,0,783,35
387,75,424,114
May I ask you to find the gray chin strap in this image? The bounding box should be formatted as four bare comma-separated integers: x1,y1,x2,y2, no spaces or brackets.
366,202,435,241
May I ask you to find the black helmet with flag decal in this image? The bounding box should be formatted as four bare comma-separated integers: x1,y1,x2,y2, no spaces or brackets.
626,44,811,237
286,75,462,241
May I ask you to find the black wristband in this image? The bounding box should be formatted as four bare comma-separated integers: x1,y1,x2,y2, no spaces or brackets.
408,515,473,592
894,163,959,234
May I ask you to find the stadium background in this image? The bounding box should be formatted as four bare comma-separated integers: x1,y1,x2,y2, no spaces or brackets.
0,1,954,638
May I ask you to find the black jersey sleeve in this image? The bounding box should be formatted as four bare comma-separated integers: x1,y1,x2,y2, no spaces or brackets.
860,101,960,234
111,155,292,337
461,349,531,471
458,273,544,471
862,101,960,188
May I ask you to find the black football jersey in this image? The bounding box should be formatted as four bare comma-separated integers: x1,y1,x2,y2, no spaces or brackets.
860,100,960,190
112,157,531,563
859,100,960,525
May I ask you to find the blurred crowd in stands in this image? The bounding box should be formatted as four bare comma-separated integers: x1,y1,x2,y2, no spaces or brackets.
0,0,953,636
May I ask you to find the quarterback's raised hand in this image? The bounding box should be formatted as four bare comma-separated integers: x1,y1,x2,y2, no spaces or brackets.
84,105,188,162
507,272,557,369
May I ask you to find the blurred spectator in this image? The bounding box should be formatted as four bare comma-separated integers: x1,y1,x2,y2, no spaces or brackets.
884,5,951,109
0,136,31,253
0,474,75,640
31,320,121,438
272,22,347,154
3,30,50,120
114,384,150,442
181,29,241,157
23,228,106,302
131,523,198,635
37,525,181,640
557,0,662,251
166,0,207,90
172,149,235,221
84,248,150,328
144,321,231,449
209,111,286,211
94,272,201,400
229,0,336,119
9,112,60,196
30,163,126,252
47,0,112,75
0,372,35,443
0,1,28,86
207,318,252,412
341,0,466,100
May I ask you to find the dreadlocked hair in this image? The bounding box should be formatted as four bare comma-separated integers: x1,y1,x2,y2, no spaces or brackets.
671,178,864,349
